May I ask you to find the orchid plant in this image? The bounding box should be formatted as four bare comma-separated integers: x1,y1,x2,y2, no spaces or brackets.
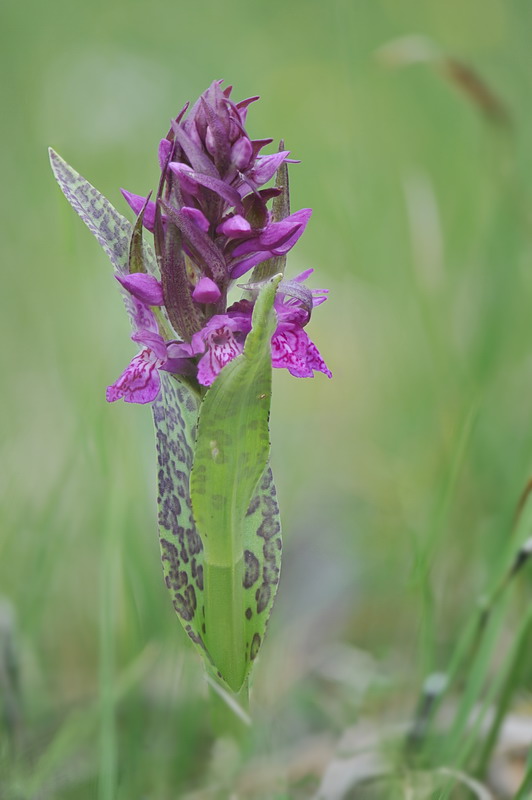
50,81,330,707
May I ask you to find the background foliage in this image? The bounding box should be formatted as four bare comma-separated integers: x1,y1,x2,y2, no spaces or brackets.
1,0,531,797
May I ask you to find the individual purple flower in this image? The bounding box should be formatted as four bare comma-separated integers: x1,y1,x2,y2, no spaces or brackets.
190,312,252,387
108,276,195,404
270,270,331,379
228,208,312,279
106,329,194,404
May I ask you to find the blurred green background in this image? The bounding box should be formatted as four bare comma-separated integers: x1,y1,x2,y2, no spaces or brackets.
1,0,532,797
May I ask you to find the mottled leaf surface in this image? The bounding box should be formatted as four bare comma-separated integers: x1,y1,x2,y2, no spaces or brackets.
152,373,207,657
241,465,282,667
49,148,158,278
191,275,281,691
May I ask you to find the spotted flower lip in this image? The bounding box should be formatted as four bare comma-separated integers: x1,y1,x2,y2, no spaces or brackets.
106,328,195,404
107,80,330,403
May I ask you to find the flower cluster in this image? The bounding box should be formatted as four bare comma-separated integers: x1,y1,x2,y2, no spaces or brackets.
108,81,331,404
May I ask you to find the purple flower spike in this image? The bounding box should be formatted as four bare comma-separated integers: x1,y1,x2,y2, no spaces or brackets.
116,273,164,306
108,80,330,401
192,276,222,304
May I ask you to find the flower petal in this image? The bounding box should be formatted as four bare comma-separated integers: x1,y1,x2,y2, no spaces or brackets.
196,326,244,386
306,339,332,378
229,250,275,279
180,206,210,232
231,209,312,258
161,201,227,281
247,151,290,187
120,190,158,232
192,276,222,304
169,164,243,211
128,297,159,333
106,350,161,404
116,273,164,306
217,214,252,238
231,137,253,170
271,328,313,377
158,138,173,170
131,329,168,360
170,120,219,177
271,328,331,378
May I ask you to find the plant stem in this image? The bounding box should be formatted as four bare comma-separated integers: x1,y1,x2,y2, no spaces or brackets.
207,672,251,742
474,605,532,777
204,559,246,693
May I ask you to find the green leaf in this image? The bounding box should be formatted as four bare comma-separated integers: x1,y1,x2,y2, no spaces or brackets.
241,466,282,666
152,373,208,659
128,194,152,275
49,148,157,276
190,275,282,691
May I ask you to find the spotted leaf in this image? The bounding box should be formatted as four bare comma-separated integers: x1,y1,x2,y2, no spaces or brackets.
190,274,281,692
153,373,208,658
49,148,158,278
242,465,282,667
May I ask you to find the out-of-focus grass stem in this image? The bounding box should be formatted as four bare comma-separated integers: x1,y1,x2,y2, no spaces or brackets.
98,476,123,800
415,486,532,766
417,396,480,676
474,605,532,778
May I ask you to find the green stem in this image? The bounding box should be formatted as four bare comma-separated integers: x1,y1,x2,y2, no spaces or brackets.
204,559,246,693
418,489,532,756
207,672,250,742
441,601,506,764
474,605,532,777
98,493,120,800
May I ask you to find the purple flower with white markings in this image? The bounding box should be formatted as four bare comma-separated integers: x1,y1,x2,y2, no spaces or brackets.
188,270,331,387
107,273,194,403
107,81,330,402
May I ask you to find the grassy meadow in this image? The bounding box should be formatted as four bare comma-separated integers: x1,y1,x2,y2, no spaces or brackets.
1,0,531,797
